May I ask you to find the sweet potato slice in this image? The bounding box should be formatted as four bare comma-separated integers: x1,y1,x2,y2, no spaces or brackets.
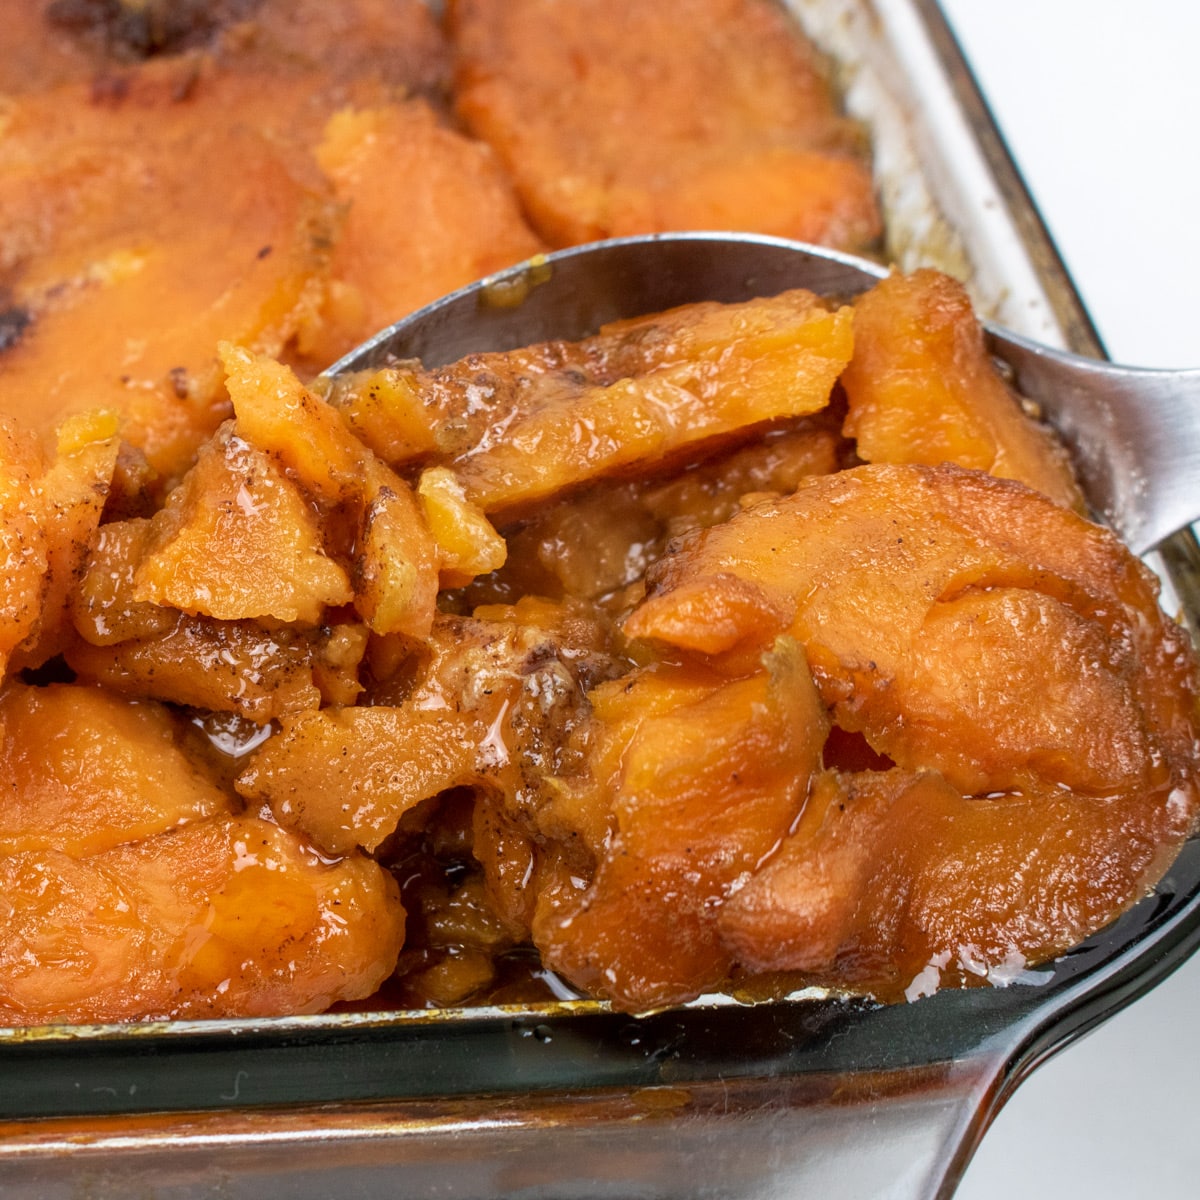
623,463,1200,996
450,292,853,516
627,464,1196,788
240,604,619,856
0,420,49,676
449,0,880,250
221,341,369,504
66,616,339,723
301,101,544,367
533,639,828,1011
0,72,336,480
0,815,404,1023
133,423,352,624
719,766,1195,999
842,270,1083,510
0,682,232,858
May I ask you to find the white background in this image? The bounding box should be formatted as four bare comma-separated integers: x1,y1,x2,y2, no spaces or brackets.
938,3,1200,1197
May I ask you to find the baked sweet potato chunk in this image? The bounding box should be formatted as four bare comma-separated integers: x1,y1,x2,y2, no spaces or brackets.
449,292,854,517
841,270,1083,510
449,0,880,250
0,814,404,1023
0,69,336,480
625,463,1200,998
301,101,544,367
0,682,231,858
533,640,829,1011
133,423,352,624
0,679,405,1023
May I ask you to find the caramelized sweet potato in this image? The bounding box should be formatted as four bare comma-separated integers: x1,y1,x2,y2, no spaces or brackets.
238,602,623,856
0,69,336,479
0,419,50,675
449,292,854,517
719,767,1193,997
0,411,120,676
842,270,1083,510
449,0,881,250
534,640,828,1011
301,101,544,367
133,422,352,624
624,463,1200,998
0,682,231,857
0,675,404,1023
0,814,404,1023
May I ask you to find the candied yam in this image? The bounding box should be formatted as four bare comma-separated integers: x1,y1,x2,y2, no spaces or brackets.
452,294,853,515
10,417,121,669
236,706,490,856
890,588,1156,796
70,518,178,647
133,423,352,624
638,418,845,537
842,271,1083,510
66,615,326,724
629,464,1195,793
0,682,232,858
0,849,150,1024
474,419,844,607
719,767,1196,998
534,639,828,1010
653,148,881,249
0,76,337,479
0,815,405,1023
625,572,791,659
310,623,369,708
353,459,440,639
163,818,404,1018
242,605,618,856
322,367,442,465
300,101,543,366
417,467,507,588
449,0,880,249
621,462,1200,992
221,342,368,504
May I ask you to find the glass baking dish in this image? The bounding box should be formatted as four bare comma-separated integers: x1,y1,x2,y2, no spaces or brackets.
2,2,1198,1196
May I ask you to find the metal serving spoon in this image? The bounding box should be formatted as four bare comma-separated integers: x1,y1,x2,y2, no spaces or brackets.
331,231,1200,557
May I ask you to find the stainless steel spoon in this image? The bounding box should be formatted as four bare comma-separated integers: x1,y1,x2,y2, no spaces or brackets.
330,231,1200,557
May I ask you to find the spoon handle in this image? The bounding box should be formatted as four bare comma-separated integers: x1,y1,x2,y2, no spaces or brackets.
990,333,1200,556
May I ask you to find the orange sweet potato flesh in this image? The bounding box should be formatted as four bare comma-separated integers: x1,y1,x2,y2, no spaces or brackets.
0,680,404,1023
2,0,1198,1031
842,270,1084,511
0,815,404,1023
238,601,621,856
133,423,352,624
0,412,120,673
448,292,854,518
533,640,828,1011
0,682,231,858
449,0,881,250
0,69,335,480
719,767,1192,997
625,463,1200,998
301,101,544,367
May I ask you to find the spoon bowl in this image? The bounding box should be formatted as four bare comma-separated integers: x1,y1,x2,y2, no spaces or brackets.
330,231,1200,556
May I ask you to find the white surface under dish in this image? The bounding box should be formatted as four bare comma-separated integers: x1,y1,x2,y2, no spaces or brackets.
940,3,1200,1196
